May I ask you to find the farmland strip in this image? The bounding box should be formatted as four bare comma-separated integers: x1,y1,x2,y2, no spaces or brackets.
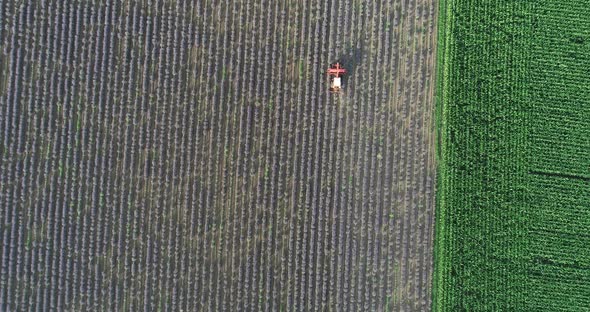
0,0,439,310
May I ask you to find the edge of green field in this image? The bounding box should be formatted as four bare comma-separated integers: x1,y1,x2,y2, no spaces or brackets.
431,0,449,308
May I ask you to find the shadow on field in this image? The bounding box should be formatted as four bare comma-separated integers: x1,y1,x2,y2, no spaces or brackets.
334,45,365,94
339,45,364,78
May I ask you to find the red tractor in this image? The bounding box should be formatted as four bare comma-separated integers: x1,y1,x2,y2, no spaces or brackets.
327,61,347,93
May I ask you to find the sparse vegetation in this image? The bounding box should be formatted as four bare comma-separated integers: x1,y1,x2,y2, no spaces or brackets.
0,0,438,311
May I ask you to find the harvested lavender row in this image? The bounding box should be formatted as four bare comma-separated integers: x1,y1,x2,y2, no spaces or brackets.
0,0,437,310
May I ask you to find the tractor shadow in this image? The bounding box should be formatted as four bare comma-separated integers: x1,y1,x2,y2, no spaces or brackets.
336,45,365,93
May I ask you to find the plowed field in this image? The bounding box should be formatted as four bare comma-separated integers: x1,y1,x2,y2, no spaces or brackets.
0,0,438,310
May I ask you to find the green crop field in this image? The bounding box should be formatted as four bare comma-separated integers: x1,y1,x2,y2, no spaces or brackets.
434,0,590,311
527,2,590,310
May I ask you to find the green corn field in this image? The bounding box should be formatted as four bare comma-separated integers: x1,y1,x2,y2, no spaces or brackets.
434,0,590,311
